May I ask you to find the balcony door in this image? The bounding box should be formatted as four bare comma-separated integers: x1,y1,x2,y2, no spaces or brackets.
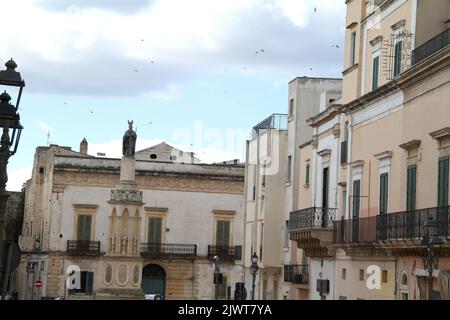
437,156,449,236
77,214,92,241
378,173,389,240
322,167,329,227
352,180,360,242
216,220,231,258
147,217,163,256
406,165,417,238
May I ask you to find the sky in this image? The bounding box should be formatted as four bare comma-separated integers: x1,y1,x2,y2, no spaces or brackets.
0,0,346,191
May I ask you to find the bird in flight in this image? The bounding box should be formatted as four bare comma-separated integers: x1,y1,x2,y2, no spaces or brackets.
314,7,317,12
134,69,138,72
90,110,94,114
149,121,152,125
150,60,155,64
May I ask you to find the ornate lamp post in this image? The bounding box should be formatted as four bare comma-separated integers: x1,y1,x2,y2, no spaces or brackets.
213,255,223,300
250,252,259,300
0,58,25,300
420,215,443,300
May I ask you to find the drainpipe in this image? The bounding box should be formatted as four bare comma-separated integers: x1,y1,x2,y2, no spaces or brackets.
243,140,250,286
346,115,353,220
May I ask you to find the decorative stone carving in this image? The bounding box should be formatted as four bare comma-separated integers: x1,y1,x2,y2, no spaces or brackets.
109,189,143,204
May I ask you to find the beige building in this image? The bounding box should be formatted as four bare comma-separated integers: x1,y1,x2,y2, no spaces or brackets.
289,0,450,300
17,136,245,300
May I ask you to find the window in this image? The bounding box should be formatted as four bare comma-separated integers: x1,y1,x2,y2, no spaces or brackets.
69,271,94,295
372,55,380,90
289,99,294,117
150,154,158,159
252,186,256,201
39,167,44,174
148,217,162,243
393,40,403,77
401,292,408,300
438,156,449,207
379,173,389,214
284,220,289,248
286,156,292,183
215,275,228,300
216,220,231,246
342,268,347,280
77,214,92,241
359,269,364,281
353,180,361,219
350,31,356,66
382,270,388,283
407,165,417,211
305,162,310,186
401,273,408,286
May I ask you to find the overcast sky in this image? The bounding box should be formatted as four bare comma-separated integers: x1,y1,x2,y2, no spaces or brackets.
1,0,346,191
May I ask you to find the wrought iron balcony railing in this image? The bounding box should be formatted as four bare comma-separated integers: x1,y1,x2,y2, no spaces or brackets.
412,28,450,66
284,264,309,285
334,206,450,244
140,243,197,258
207,245,240,261
289,207,337,230
252,113,288,134
67,240,101,255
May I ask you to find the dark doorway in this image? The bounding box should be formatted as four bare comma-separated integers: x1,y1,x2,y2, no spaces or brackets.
142,264,166,298
322,167,329,227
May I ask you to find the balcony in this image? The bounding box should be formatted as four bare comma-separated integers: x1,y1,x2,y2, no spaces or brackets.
284,264,309,286
207,245,241,261
334,206,450,255
289,207,337,258
252,113,288,135
67,240,101,256
140,243,197,259
412,28,450,66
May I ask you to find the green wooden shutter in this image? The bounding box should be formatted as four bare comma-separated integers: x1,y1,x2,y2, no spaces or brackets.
148,217,162,244
353,180,361,219
372,56,379,90
215,275,228,299
305,163,310,185
438,156,449,207
394,41,403,77
407,165,417,211
86,272,94,295
77,215,92,241
350,31,356,65
379,173,389,214
216,221,230,246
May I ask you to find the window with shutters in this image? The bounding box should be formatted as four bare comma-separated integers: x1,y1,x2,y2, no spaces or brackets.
305,161,310,187
69,271,94,295
286,156,292,183
438,156,449,207
215,274,228,300
350,31,356,66
216,220,231,246
353,180,361,219
407,165,417,211
148,217,163,244
393,40,403,77
77,214,92,241
379,173,389,214
372,55,380,90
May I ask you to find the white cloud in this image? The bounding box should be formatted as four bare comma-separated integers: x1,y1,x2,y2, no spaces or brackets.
37,121,55,133
6,166,32,191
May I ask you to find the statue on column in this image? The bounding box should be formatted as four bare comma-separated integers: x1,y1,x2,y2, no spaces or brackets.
122,120,137,157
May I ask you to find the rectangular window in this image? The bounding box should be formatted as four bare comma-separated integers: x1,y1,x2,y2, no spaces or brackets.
372,55,380,90
342,268,347,280
438,156,449,207
77,214,92,241
379,173,389,214
393,40,403,77
289,99,294,116
407,165,417,211
382,270,388,283
401,292,408,300
350,31,356,66
359,269,364,281
305,162,310,186
353,180,361,219
284,220,289,248
215,275,228,300
148,217,162,244
286,156,292,183
216,220,231,246
252,186,256,201
69,271,94,295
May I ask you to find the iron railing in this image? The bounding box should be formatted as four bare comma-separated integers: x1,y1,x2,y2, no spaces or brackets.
67,240,101,255
207,245,237,260
289,207,337,230
284,264,309,284
140,243,197,258
252,113,288,134
412,28,450,65
334,206,450,244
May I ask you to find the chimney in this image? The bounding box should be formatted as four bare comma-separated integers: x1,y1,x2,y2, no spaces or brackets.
80,138,88,155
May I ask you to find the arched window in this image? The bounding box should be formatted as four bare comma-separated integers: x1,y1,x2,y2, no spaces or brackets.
401,272,408,286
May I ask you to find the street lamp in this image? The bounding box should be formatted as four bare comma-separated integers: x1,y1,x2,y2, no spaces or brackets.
213,255,223,300
420,215,443,300
250,252,259,300
0,58,25,300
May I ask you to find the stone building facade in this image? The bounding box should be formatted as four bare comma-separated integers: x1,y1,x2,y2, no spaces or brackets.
16,140,244,300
